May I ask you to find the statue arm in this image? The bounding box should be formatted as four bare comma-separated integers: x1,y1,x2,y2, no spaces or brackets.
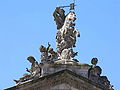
46,42,51,52
53,7,59,20
53,11,59,21
26,68,31,73
53,7,65,26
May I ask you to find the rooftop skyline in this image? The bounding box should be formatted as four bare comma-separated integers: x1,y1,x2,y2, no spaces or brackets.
0,0,120,90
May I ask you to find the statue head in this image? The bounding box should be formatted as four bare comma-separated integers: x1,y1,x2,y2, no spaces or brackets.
39,45,46,52
48,48,54,53
66,11,76,21
59,8,65,15
27,56,36,63
91,58,98,66
56,7,65,13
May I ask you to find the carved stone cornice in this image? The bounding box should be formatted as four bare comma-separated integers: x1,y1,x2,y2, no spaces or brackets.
5,69,111,90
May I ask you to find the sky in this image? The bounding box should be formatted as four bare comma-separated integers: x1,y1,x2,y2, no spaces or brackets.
0,0,120,90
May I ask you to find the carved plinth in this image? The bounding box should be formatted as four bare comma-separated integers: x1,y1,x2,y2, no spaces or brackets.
41,63,90,78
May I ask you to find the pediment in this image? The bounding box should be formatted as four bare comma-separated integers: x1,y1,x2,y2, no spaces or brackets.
50,83,78,90
6,69,110,90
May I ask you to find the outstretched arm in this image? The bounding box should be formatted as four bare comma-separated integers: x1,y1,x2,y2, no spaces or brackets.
47,42,51,52
26,68,30,72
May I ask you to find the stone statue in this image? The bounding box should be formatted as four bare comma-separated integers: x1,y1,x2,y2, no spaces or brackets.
56,11,80,55
39,43,51,62
88,58,102,80
14,56,41,84
88,58,113,89
26,56,41,77
48,48,58,61
53,6,80,64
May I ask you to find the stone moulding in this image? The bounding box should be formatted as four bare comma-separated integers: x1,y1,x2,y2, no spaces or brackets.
5,69,111,90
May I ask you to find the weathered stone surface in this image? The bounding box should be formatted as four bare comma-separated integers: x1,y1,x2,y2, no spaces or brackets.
41,63,90,78
50,84,79,90
5,69,111,90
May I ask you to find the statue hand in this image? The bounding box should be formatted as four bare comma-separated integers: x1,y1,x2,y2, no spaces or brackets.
56,7,60,10
26,68,30,72
48,42,51,47
55,7,61,13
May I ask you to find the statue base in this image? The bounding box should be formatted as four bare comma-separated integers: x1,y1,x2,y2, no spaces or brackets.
54,59,77,65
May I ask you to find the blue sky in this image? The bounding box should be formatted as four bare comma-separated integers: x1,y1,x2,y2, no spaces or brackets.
0,0,120,90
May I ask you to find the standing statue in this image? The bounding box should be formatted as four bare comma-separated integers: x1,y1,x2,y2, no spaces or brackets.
53,4,80,64
55,11,80,55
